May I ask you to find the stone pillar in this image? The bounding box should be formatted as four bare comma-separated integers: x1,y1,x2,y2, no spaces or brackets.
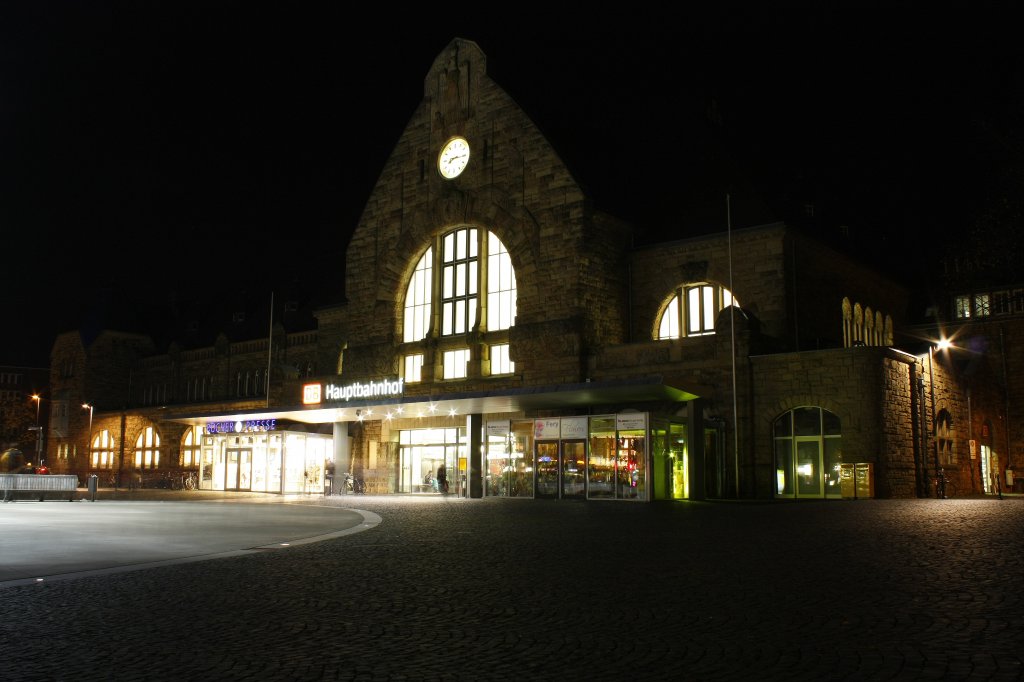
467,413,483,498
333,421,351,493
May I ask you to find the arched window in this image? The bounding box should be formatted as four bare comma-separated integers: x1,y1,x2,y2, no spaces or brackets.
134,426,161,470
404,247,433,343
773,407,842,498
656,283,738,339
441,228,477,335
401,227,517,380
91,430,116,469
180,426,201,468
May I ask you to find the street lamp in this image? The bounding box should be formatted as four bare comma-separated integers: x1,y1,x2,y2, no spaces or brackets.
82,403,94,465
31,394,42,465
928,338,955,498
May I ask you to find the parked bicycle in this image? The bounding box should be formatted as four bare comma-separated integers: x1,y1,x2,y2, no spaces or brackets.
342,472,365,494
170,471,198,490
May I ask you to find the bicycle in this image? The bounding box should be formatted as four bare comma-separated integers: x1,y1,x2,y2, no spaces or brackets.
341,472,365,494
172,471,198,490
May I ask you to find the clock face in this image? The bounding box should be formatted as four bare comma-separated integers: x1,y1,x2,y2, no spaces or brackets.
438,137,470,179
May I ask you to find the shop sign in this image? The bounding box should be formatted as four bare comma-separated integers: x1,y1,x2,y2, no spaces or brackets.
206,418,277,434
616,412,647,432
969,439,977,459
561,417,588,439
486,420,511,437
534,418,560,440
302,378,404,404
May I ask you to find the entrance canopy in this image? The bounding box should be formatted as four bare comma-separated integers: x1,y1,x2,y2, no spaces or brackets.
162,376,699,427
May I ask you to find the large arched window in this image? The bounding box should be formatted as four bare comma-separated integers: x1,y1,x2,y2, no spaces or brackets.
773,407,842,498
656,282,738,339
134,426,161,470
404,247,433,343
401,227,517,380
180,426,201,468
91,430,116,469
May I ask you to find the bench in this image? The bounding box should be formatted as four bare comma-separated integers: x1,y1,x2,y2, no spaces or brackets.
1,474,79,502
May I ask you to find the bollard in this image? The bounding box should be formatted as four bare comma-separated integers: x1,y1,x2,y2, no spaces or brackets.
88,474,98,502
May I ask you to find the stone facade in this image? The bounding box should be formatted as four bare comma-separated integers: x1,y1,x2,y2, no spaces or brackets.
35,38,1018,500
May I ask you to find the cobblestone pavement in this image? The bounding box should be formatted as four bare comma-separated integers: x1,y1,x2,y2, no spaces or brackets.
2,494,1022,681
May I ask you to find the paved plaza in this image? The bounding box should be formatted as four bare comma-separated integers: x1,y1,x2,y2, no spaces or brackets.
1,491,1022,681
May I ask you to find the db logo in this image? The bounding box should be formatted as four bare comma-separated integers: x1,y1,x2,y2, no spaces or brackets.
302,383,322,405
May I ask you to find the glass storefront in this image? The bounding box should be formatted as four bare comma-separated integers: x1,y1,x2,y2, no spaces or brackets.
398,427,467,495
199,430,332,494
483,420,534,498
483,413,668,501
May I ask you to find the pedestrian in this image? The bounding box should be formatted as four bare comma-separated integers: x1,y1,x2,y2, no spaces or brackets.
437,464,449,494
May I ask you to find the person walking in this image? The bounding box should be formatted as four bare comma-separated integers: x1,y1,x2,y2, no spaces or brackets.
437,464,449,494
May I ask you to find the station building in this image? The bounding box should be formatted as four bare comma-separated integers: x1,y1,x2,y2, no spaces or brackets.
39,38,1018,501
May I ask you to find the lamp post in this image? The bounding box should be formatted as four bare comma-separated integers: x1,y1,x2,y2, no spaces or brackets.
82,403,94,465
31,394,42,465
928,338,954,498
927,345,940,497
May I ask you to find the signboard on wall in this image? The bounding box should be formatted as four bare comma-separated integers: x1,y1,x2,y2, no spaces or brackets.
534,418,560,440
561,417,588,439
970,439,977,459
205,418,277,434
616,412,647,431
486,420,511,437
302,378,404,405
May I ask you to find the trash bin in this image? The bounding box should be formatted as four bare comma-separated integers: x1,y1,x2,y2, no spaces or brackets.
840,463,874,499
854,463,874,499
839,463,856,498
88,474,98,501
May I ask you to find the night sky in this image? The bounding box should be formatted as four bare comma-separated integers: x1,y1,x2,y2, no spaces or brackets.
3,4,1021,367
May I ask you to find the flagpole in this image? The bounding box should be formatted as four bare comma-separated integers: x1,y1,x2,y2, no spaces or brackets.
266,291,274,408
727,194,739,498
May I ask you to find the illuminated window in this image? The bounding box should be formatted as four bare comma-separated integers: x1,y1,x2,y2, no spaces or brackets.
134,426,161,470
404,248,433,342
974,293,990,317
487,232,516,331
400,227,517,380
442,228,478,335
92,430,115,469
954,295,971,319
656,283,738,339
180,426,201,467
490,344,514,375
443,349,470,379
404,354,424,383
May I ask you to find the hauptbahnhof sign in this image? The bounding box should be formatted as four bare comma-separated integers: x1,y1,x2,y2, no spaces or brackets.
302,378,405,405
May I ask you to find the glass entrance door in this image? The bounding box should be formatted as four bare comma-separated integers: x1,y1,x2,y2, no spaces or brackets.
795,439,822,497
561,440,586,499
535,441,559,498
238,449,252,490
225,448,252,491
